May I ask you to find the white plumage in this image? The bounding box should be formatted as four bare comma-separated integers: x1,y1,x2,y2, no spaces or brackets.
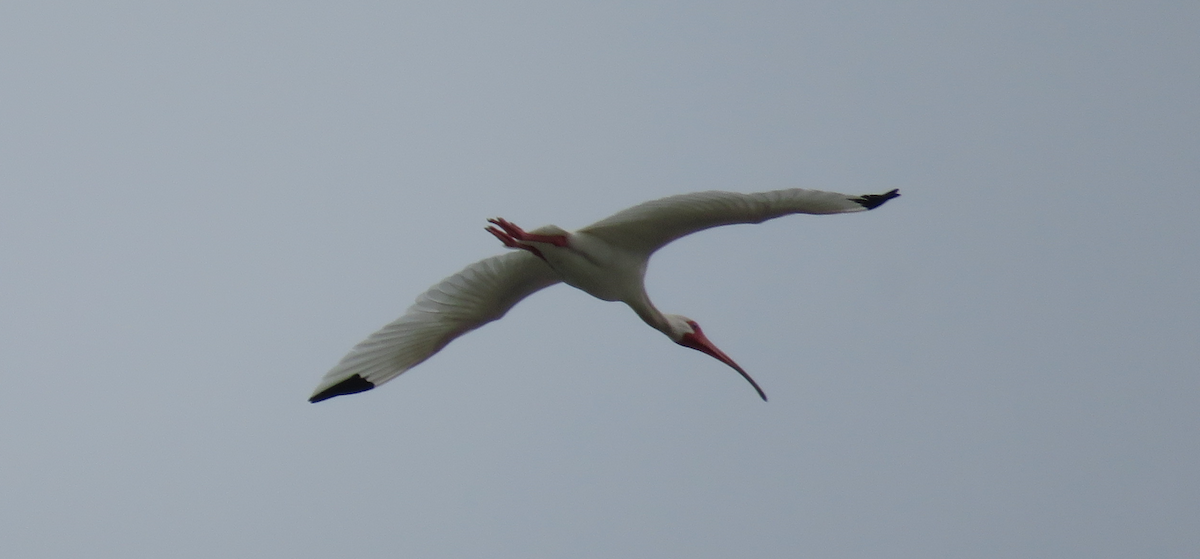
310,187,899,403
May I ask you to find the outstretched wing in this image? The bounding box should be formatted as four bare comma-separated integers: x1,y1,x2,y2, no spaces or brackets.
310,251,561,402
578,188,899,255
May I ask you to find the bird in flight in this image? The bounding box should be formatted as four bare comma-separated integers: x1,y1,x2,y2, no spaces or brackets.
310,187,899,403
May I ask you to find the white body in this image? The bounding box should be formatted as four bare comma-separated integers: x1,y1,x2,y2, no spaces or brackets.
309,187,898,402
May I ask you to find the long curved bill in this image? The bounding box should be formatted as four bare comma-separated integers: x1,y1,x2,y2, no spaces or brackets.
678,326,768,401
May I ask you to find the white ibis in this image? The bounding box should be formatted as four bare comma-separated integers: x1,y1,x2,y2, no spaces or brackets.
310,187,899,403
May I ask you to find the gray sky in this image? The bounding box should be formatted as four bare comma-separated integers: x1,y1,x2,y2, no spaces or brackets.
2,1,1197,557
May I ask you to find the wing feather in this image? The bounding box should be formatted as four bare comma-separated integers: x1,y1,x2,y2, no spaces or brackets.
310,251,560,402
578,188,897,255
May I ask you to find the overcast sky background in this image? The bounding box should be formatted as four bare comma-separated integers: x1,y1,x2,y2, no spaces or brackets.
2,2,1197,557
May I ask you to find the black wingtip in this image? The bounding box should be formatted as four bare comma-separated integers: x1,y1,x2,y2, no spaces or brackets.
309,374,375,403
852,188,900,210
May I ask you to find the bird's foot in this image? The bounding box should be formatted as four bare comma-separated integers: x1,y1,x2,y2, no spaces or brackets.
486,218,568,247
485,223,524,249
486,219,548,260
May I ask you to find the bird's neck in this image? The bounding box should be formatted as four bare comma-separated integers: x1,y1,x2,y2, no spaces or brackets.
625,288,673,339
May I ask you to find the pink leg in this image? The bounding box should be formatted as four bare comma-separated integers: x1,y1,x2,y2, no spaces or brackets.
486,218,569,247
486,220,547,260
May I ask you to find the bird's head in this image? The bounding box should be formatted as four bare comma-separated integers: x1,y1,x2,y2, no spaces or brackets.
665,315,767,401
